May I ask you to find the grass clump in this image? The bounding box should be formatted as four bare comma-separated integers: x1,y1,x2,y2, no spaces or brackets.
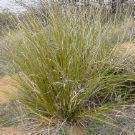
8,8,135,134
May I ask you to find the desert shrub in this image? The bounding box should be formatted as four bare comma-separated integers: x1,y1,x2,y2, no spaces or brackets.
8,7,135,134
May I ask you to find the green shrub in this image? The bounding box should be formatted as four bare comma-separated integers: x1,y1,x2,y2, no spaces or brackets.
9,8,135,134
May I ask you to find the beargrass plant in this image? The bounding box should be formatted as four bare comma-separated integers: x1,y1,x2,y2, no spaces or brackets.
8,8,135,135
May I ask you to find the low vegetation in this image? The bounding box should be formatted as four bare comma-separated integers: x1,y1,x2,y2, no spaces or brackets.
0,2,134,134
5,6,134,134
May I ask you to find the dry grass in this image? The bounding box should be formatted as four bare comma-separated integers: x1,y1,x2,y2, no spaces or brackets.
115,43,135,56
0,4,134,134
111,42,135,71
0,127,24,135
0,75,18,104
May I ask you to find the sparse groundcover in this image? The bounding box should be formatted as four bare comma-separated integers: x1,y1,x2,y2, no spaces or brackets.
4,6,135,135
